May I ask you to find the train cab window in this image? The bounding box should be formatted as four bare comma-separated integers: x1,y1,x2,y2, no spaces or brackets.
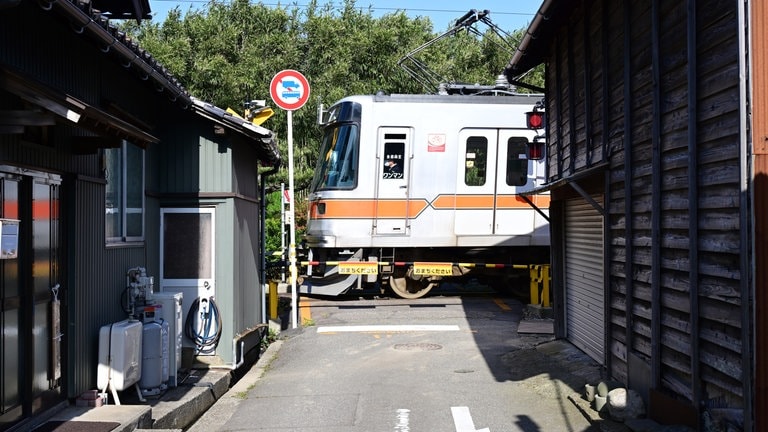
506,137,528,186
464,136,487,186
311,123,359,190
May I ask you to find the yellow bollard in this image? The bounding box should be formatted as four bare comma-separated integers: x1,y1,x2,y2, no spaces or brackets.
528,265,551,307
269,280,278,319
541,265,551,307
529,265,541,305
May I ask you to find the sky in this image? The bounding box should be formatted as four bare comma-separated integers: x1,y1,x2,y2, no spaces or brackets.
146,0,543,34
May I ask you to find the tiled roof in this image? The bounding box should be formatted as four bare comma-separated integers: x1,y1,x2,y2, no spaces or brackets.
47,0,192,107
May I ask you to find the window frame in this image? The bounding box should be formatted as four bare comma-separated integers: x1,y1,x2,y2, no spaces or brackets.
105,141,145,244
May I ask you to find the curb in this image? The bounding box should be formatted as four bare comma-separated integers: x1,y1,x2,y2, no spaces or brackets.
185,340,284,432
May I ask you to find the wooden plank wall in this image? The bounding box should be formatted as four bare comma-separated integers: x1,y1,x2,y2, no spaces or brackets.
544,0,747,427
751,0,768,429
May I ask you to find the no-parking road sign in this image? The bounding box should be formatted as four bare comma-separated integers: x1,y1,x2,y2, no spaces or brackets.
270,70,310,111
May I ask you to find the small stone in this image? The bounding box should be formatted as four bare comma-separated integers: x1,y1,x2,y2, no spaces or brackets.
607,388,645,421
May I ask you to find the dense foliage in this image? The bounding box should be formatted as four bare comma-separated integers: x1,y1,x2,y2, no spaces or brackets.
125,0,543,251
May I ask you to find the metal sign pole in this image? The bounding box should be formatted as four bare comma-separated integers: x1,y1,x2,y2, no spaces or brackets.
287,109,298,329
281,182,286,283
269,69,309,331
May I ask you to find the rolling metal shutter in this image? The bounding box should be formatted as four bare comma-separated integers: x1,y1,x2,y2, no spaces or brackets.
564,196,604,364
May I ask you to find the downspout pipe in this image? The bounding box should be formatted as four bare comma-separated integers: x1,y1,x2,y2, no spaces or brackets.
208,324,268,370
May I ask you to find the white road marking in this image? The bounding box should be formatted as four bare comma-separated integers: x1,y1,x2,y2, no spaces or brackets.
394,408,410,431
316,324,460,333
451,406,490,432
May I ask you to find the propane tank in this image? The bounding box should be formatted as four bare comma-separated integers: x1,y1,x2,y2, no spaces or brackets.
139,320,169,395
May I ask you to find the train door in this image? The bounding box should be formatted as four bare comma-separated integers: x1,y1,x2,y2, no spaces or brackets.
495,131,535,234
374,127,411,235
455,129,498,235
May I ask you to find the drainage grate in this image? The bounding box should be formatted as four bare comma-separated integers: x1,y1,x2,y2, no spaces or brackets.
393,343,443,351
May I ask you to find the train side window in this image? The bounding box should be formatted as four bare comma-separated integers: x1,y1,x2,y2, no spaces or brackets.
506,137,528,186
464,136,487,186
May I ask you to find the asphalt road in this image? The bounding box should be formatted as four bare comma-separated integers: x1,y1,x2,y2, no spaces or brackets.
216,293,597,432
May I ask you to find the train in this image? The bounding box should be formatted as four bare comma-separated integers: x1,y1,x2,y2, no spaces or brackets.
299,82,550,299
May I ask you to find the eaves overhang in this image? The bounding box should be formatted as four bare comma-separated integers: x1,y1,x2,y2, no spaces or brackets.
519,161,609,197
1,65,158,147
503,0,567,82
519,161,609,216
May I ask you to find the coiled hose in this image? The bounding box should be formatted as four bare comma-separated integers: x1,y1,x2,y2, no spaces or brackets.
185,296,222,354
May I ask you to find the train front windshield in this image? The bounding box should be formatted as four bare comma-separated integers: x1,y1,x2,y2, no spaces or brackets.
310,102,361,192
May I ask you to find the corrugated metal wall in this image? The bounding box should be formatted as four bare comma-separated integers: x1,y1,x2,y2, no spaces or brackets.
157,130,233,194
233,197,263,331
0,2,164,400
69,177,147,397
0,0,272,417
152,125,266,365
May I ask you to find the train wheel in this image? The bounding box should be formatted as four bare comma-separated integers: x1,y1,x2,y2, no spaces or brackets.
389,276,435,299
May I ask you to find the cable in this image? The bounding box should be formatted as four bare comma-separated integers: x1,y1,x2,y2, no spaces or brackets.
184,296,223,354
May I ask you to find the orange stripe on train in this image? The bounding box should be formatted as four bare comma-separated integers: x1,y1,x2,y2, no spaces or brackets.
433,194,551,210
309,195,549,219
310,199,429,219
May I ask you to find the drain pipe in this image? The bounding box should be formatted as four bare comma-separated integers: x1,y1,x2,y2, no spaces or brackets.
208,324,268,370
260,159,281,324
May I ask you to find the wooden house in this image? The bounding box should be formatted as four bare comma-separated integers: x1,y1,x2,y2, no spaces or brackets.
504,1,766,430
0,0,279,429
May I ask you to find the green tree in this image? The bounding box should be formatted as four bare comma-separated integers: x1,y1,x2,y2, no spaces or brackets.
125,0,544,247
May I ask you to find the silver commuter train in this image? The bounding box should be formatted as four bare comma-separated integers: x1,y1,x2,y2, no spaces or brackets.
300,90,550,299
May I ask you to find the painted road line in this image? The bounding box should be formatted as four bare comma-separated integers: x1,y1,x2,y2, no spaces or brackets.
299,296,312,324
451,406,490,432
492,297,513,311
316,324,460,334
394,408,410,431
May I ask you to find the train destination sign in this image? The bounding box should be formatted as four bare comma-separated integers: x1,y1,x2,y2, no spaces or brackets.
338,262,379,275
413,262,453,276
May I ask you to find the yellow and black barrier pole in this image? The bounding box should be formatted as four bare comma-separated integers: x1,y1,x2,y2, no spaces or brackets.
529,265,551,307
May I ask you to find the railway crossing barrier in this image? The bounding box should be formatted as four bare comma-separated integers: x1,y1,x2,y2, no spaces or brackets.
290,259,552,305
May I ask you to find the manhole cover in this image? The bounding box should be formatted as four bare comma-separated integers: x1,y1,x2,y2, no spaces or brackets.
393,343,443,351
